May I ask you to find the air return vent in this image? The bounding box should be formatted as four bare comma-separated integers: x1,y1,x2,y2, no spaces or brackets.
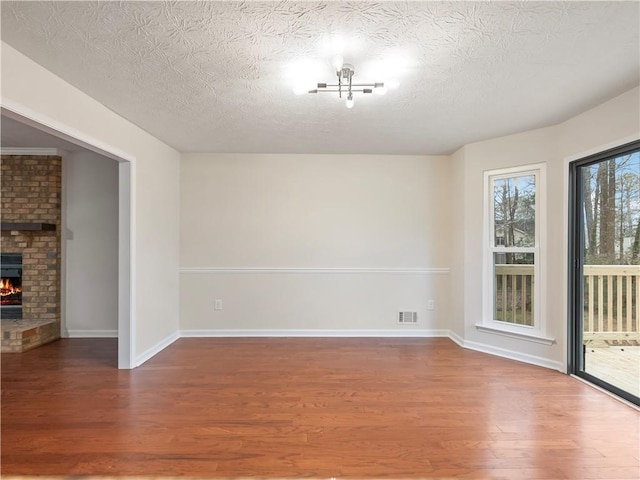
398,311,418,324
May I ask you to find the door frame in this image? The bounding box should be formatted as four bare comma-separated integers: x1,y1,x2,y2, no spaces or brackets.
1,104,136,369
567,139,640,406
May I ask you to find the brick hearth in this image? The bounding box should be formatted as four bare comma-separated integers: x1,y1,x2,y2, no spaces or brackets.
1,155,61,352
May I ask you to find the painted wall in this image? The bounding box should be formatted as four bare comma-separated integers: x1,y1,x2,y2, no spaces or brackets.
63,150,118,336
180,154,451,334
454,86,640,370
1,43,181,363
3,40,637,370
448,146,466,342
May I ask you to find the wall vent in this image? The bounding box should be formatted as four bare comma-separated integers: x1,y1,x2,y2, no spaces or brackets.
398,311,418,324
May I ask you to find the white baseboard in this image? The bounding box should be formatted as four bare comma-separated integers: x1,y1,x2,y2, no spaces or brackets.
460,338,564,372
177,328,561,371
135,330,180,367
66,329,118,338
447,330,465,347
82,327,561,373
180,328,452,338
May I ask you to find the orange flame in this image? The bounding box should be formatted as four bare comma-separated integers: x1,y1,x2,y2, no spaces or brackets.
0,277,22,296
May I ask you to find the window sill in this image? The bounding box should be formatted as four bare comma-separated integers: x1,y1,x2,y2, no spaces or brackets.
475,324,556,345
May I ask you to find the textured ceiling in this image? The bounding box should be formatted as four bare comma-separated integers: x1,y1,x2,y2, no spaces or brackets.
1,1,639,155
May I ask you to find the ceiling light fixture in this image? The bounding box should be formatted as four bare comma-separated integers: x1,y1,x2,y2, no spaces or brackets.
306,59,387,109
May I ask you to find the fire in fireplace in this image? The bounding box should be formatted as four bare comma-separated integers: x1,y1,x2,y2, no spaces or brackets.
1,277,22,304
1,253,23,319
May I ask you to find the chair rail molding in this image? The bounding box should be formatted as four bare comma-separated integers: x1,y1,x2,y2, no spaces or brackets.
179,267,450,274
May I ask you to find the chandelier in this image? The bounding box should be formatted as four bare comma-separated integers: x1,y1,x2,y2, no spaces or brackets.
306,56,387,109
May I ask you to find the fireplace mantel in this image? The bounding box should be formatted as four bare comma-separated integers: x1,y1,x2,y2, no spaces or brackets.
1,222,56,232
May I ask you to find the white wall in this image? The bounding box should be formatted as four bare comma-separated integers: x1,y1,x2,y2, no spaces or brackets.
180,154,451,334
3,39,637,370
1,43,181,364
454,86,640,370
63,150,118,336
459,126,561,367
448,146,466,342
557,87,640,157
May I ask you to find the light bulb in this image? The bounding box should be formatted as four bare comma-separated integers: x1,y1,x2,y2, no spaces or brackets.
346,93,354,109
332,55,344,72
374,86,387,96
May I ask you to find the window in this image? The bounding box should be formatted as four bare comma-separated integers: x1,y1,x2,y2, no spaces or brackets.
481,164,549,342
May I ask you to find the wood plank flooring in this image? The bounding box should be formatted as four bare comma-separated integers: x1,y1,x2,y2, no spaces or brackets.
1,337,639,479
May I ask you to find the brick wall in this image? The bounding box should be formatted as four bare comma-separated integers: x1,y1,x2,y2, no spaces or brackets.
1,155,62,342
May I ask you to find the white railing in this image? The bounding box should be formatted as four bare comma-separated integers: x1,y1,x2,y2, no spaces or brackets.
494,264,640,342
583,265,640,342
494,264,535,326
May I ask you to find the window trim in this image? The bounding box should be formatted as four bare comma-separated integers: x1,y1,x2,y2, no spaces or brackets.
481,163,549,341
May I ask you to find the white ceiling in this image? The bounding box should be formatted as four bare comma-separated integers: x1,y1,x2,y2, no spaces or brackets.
1,1,638,155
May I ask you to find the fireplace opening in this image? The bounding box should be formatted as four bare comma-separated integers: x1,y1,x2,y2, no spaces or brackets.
1,253,23,319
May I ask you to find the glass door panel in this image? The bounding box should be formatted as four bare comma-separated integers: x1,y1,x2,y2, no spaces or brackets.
570,142,640,405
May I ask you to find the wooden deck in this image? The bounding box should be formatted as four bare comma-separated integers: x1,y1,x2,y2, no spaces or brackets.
1,337,639,479
585,345,640,397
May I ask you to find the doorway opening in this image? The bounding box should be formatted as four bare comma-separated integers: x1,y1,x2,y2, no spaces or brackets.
568,140,640,405
1,108,134,369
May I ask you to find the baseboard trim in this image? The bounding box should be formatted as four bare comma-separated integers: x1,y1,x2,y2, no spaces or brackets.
66,329,118,338
180,329,452,338
124,328,562,373
460,338,564,372
135,331,180,367
447,330,465,347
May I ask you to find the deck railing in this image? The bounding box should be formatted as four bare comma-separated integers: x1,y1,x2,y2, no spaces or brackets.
494,264,640,342
494,264,535,326
583,265,640,343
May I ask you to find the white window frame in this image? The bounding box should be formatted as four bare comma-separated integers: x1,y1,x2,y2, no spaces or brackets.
479,163,553,345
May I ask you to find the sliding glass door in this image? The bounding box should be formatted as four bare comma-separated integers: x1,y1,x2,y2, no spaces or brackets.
569,140,640,405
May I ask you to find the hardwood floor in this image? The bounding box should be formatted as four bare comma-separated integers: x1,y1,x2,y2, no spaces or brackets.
2,337,639,479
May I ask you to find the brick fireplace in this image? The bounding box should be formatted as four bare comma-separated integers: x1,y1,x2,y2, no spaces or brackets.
1,155,61,352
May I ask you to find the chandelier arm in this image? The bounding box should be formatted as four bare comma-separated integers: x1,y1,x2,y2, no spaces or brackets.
321,83,379,88
300,61,390,107
312,89,374,93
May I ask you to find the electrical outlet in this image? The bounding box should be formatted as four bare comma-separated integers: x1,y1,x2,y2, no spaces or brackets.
427,300,435,311
214,299,223,310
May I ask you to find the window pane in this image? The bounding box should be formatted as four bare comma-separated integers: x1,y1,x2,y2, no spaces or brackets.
493,175,536,247
579,149,640,398
494,252,534,326
581,152,640,266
